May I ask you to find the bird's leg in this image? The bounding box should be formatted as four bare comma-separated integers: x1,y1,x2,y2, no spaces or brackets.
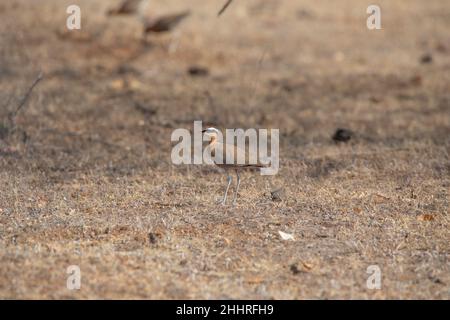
232,170,240,205
222,174,232,205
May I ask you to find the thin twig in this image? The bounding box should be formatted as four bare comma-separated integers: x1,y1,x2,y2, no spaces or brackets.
10,71,44,122
218,0,233,16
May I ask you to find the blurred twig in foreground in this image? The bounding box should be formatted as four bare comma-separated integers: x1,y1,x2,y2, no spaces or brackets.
107,0,143,15
1,72,43,144
142,10,190,34
218,0,233,16
9,72,43,126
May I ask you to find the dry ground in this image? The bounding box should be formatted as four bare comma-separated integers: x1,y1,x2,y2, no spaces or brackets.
0,0,449,299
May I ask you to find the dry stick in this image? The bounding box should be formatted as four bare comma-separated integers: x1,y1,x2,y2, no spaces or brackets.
10,71,44,124
248,49,267,110
218,0,233,16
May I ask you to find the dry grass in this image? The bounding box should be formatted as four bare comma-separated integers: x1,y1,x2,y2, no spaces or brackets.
0,0,449,299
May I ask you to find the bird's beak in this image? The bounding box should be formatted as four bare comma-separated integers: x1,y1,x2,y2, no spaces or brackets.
201,129,207,133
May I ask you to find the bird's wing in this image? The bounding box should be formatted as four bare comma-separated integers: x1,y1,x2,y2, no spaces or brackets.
213,141,267,167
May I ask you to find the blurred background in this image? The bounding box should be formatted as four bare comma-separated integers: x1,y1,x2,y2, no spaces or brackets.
0,0,449,299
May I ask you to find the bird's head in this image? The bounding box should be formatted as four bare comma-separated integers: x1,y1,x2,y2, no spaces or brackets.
202,127,220,141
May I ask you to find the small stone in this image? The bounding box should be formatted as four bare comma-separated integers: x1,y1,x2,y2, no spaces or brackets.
271,188,284,202
188,66,209,77
332,128,353,143
148,232,160,245
420,53,433,64
290,264,301,275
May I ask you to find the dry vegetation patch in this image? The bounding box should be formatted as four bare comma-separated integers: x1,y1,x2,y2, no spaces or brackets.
0,0,449,299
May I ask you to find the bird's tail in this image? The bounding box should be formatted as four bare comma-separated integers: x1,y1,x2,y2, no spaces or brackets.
240,163,269,171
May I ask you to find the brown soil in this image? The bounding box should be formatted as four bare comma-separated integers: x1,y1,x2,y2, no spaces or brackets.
0,0,449,299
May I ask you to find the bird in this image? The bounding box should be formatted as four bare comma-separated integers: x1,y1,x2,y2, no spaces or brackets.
107,0,143,15
202,127,267,205
142,10,190,35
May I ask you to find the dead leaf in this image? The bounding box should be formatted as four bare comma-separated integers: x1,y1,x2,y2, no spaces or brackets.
128,79,142,90
290,260,313,274
222,236,231,246
300,260,313,271
353,207,362,214
245,276,263,284
395,240,407,251
417,214,434,221
372,194,390,204
37,199,48,208
279,231,295,241
110,79,125,90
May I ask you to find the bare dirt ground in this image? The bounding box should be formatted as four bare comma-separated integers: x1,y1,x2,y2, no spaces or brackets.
0,0,449,299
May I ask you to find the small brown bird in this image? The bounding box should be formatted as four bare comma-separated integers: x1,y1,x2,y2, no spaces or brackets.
142,10,190,34
203,127,268,205
107,0,143,15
